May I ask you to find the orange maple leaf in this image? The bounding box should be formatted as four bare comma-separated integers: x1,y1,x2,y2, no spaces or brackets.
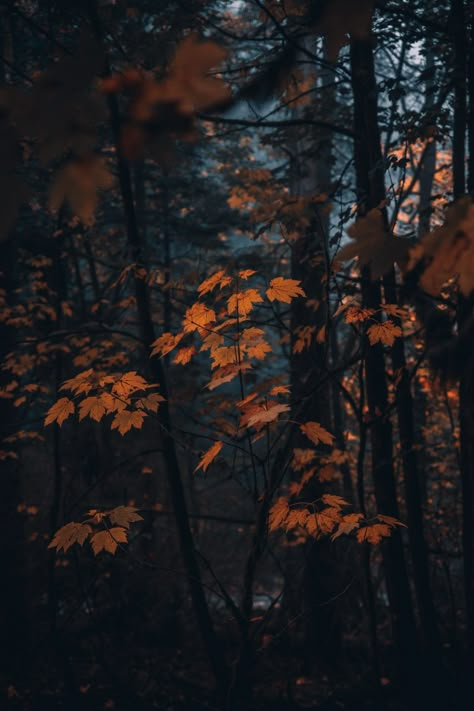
266,277,306,304
44,397,75,427
195,441,223,473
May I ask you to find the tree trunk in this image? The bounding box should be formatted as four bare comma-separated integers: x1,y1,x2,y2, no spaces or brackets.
350,35,419,685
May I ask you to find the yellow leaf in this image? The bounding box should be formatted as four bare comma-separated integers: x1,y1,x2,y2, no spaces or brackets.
246,403,290,427
183,302,216,332
111,409,145,435
210,346,237,369
306,507,341,537
173,345,196,365
331,513,364,540
197,269,231,295
108,505,143,529
300,421,334,446
268,497,290,531
356,523,392,544
337,208,408,278
48,522,92,552
135,392,165,412
90,527,128,555
150,332,183,357
111,371,151,398
239,269,256,280
269,385,290,395
321,494,348,508
195,441,223,473
44,397,75,427
367,321,402,347
227,288,263,317
266,277,306,304
78,396,107,422
344,306,375,323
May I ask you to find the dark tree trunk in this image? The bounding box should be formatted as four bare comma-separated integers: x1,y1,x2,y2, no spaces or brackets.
350,36,419,685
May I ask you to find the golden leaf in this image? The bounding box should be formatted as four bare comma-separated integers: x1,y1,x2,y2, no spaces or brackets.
108,505,143,529
90,527,128,555
331,513,364,540
337,208,409,278
111,409,145,435
111,371,151,398
49,155,113,226
408,197,474,296
356,523,392,545
135,392,165,412
268,497,290,531
246,403,290,427
44,397,75,427
183,302,216,332
266,277,306,304
78,396,107,422
173,345,196,365
150,332,183,357
227,288,263,317
300,421,334,446
367,321,402,347
197,269,231,295
48,522,92,552
195,441,223,473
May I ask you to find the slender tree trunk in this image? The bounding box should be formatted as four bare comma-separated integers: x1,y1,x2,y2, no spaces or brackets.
350,35,419,685
87,1,229,695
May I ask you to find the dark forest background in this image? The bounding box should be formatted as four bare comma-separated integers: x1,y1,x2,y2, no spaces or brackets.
1,1,474,709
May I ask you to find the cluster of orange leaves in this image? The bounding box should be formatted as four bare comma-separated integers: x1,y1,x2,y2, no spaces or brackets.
48,505,143,556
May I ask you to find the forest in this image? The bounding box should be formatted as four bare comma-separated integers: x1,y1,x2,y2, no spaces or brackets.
1,0,474,709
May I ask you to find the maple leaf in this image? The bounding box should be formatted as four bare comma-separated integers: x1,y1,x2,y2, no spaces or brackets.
356,523,392,545
111,409,145,435
239,269,256,280
183,302,216,332
150,332,183,357
344,306,375,324
306,507,341,537
210,346,237,369
135,392,165,412
300,421,334,446
268,497,290,531
206,362,252,390
321,494,348,508
60,368,95,394
383,304,408,319
337,208,409,278
195,441,224,473
90,527,128,555
48,522,92,552
266,277,306,304
44,397,75,427
173,346,196,365
367,321,402,347
246,341,272,360
378,514,406,528
331,513,364,540
285,508,310,529
247,403,290,427
159,32,231,115
227,289,263,317
49,155,114,226
197,269,231,295
108,506,143,529
112,371,151,398
78,396,107,422
407,197,474,296
269,385,291,395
